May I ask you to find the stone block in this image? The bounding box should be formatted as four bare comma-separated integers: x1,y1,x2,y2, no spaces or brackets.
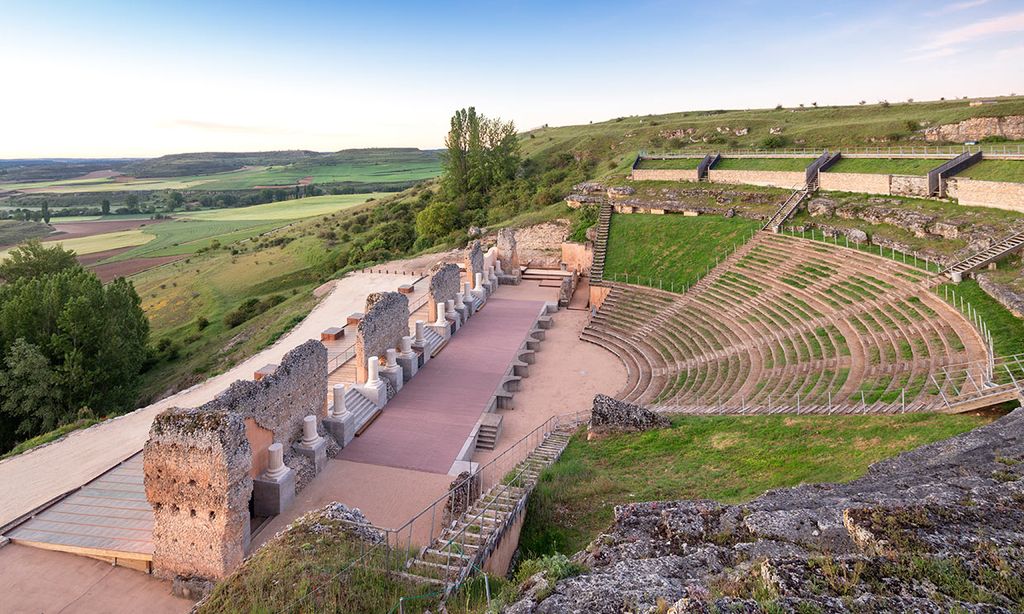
293,438,327,474
323,413,354,446
252,468,295,517
347,312,364,327
320,327,344,341
253,364,278,381
398,284,415,295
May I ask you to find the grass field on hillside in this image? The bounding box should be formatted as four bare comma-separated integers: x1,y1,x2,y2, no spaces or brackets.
181,193,384,221
826,158,944,175
937,279,1024,358
956,160,1024,183
604,214,760,291
635,158,702,170
0,228,154,260
0,219,51,247
713,157,814,171
519,412,996,557
109,219,282,259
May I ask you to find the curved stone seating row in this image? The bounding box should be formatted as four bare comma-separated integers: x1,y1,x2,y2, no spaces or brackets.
581,233,988,413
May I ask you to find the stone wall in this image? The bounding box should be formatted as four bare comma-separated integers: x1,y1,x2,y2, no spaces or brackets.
466,240,485,282
818,172,892,196
561,241,592,274
630,169,699,182
889,174,931,198
707,169,805,189
144,408,252,581
496,228,520,275
355,291,410,383
428,262,462,321
946,177,1024,213
924,114,1024,142
201,340,327,449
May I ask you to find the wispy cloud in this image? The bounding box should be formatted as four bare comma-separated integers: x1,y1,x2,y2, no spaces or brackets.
922,10,1024,49
904,47,961,62
927,0,989,17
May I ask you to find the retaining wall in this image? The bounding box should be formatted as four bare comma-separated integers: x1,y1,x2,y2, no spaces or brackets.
630,168,699,182
946,178,1024,212
706,169,805,189
817,172,891,195
561,242,592,274
428,263,462,322
890,174,931,198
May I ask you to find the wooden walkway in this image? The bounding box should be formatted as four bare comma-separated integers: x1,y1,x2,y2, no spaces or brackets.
6,453,153,571
339,297,545,474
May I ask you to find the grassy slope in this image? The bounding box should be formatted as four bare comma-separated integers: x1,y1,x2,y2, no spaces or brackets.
518,97,1024,182
938,279,1024,358
180,193,384,221
957,160,1024,183
604,214,760,290
0,228,155,260
635,158,701,170
0,219,51,248
713,157,814,171
826,158,944,175
520,413,995,557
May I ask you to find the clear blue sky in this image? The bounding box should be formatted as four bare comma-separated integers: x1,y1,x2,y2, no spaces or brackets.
1,0,1021,157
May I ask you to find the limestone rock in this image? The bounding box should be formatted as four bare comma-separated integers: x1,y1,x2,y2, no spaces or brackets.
846,228,868,244
807,197,836,217
925,115,1024,142
607,186,635,197
590,394,669,433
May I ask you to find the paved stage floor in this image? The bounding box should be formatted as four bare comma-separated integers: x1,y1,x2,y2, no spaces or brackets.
338,297,545,474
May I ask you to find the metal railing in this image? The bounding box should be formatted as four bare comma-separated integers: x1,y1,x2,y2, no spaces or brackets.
323,290,432,374
638,144,1024,160
779,226,945,273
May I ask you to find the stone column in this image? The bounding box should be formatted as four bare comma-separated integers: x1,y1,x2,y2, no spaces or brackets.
412,320,432,366
397,335,418,381
472,272,487,304
446,299,460,331
380,348,404,392
435,302,448,327
463,280,476,315
323,383,353,446
253,442,295,516
293,415,327,474
355,355,388,408
454,292,469,324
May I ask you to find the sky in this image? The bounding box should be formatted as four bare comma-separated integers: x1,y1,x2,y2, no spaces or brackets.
1,0,1022,158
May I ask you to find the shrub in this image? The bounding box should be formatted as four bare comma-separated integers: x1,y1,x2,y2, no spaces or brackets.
760,135,791,149
223,295,286,328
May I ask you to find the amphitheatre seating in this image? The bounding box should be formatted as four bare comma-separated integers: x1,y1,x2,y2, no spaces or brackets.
582,232,990,414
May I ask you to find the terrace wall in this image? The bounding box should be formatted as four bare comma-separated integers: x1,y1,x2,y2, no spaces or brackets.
707,169,805,189
561,241,592,274
946,178,1024,213
890,175,931,198
817,172,892,196
630,168,699,182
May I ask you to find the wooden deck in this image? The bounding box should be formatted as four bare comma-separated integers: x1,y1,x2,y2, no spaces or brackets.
6,453,153,571
339,297,545,474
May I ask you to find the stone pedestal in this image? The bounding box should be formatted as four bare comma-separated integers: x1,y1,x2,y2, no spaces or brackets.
252,443,295,516
355,356,388,408
445,299,461,331
951,270,964,283
411,321,432,366
454,293,469,324
397,335,418,381
292,415,327,474
472,273,487,304
380,348,404,392
462,281,476,315
323,384,355,446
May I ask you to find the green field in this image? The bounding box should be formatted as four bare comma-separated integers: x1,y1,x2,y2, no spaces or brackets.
519,412,995,557
0,228,155,260
604,213,760,290
826,157,944,175
181,193,382,221
713,157,814,171
634,157,702,170
956,160,1024,183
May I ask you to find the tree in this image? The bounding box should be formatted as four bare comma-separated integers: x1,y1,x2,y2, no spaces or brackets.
166,191,185,211
0,339,62,450
441,107,520,204
125,194,140,211
41,201,51,224
101,199,111,215
415,200,460,241
0,240,79,283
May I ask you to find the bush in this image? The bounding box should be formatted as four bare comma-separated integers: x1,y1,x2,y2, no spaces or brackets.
981,135,1009,143
760,135,791,149
568,205,599,243
223,295,287,328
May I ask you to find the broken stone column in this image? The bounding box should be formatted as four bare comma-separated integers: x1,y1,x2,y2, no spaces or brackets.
292,415,327,474
323,383,354,446
951,270,964,283
472,272,487,304
427,262,461,323
411,320,432,366
454,292,469,324
487,265,498,294
427,301,451,340
380,348,404,392
144,408,252,582
253,442,295,517
356,356,388,408
397,335,418,381
463,280,476,315
446,299,461,331
496,227,522,284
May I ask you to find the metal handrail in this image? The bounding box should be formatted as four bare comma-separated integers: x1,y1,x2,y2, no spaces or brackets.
639,144,1024,159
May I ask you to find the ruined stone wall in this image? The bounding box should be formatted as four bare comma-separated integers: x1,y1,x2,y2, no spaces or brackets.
946,177,1024,213
818,172,892,196
144,408,252,581
355,291,410,383
924,114,1024,142
466,240,485,281
496,228,520,275
200,340,327,447
630,169,699,182
890,174,931,198
707,169,806,189
428,263,462,321
561,241,592,274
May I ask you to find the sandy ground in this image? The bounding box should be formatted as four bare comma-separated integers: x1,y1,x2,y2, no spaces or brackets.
0,272,422,529
0,544,191,614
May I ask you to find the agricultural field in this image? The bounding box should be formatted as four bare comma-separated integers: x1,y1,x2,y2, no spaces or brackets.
825,157,944,175
604,213,760,290
0,228,154,260
956,159,1024,183
180,193,383,221
0,219,51,247
518,412,995,558
713,157,814,171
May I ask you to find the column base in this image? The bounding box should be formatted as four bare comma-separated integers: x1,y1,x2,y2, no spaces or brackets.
252,467,296,516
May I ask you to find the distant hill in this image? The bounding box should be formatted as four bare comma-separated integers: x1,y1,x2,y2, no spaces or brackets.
121,150,321,178
0,158,141,182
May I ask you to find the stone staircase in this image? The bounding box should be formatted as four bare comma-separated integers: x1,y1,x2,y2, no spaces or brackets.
762,185,810,233
347,389,382,436
403,431,573,587
589,202,613,284
474,414,502,451
944,231,1024,279
421,327,446,357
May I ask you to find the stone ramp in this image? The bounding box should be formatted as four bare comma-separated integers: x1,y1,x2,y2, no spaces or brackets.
339,298,545,474
5,453,153,571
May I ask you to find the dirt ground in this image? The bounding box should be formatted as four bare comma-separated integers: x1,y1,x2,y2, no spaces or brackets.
46,218,168,241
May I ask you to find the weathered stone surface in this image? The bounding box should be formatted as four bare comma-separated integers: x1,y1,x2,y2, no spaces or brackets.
355,291,410,383
496,228,521,277
304,502,385,545
807,197,836,217
466,240,485,281
977,273,1024,317
428,263,461,321
607,186,635,197
572,182,607,195
590,394,669,433
442,471,481,526
144,408,252,581
506,409,1024,613
925,115,1024,142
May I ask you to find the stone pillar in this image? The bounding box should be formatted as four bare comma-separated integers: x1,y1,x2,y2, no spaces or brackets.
463,281,476,315
323,384,354,446
380,348,404,392
446,299,460,331
472,272,487,304
253,442,295,517
293,415,327,474
427,303,451,341
411,320,432,366
951,270,963,283
397,335,418,381
454,292,469,324
355,355,388,408
435,302,448,327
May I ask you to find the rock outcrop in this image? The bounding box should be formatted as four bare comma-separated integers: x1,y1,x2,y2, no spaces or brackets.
507,409,1024,613
924,115,1024,142
590,394,669,434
